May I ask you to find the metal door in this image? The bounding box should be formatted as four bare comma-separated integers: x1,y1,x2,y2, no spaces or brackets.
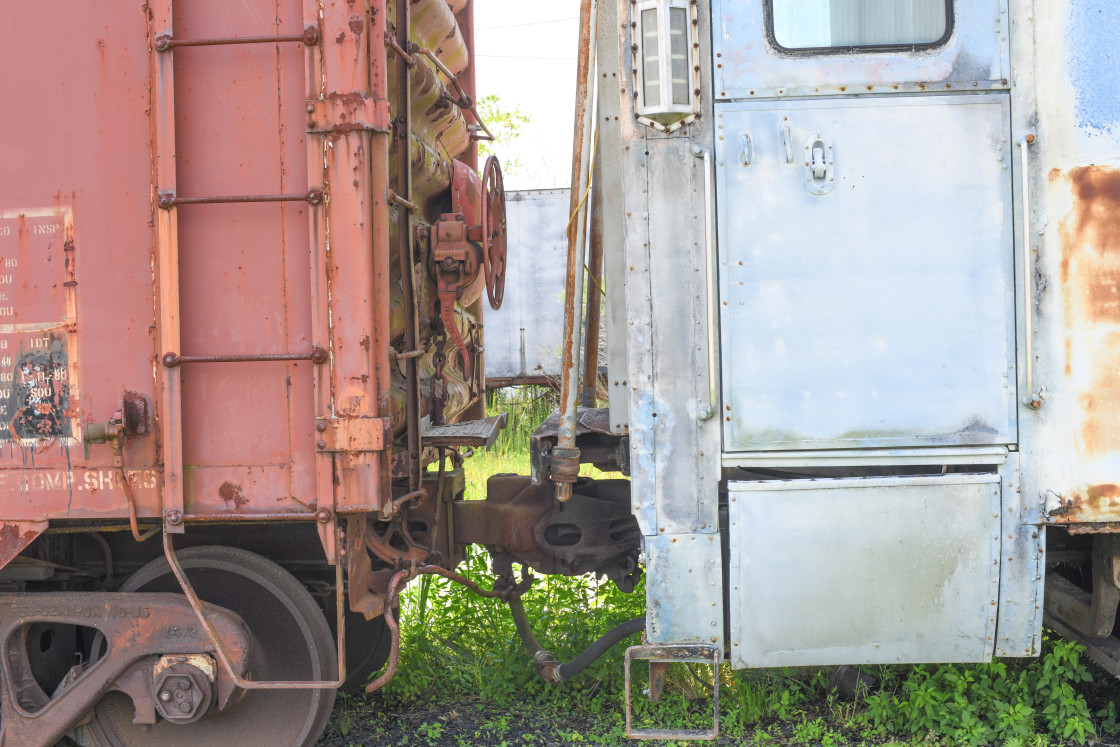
712,1,1017,453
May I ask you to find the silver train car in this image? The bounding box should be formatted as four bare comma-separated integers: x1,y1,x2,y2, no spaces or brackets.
548,0,1120,737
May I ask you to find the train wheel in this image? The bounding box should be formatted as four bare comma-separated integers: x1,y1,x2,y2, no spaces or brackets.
90,546,336,747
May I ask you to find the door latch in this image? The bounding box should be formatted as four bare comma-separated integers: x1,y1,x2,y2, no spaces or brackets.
803,133,834,196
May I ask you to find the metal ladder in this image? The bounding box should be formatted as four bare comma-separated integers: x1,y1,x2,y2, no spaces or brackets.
149,6,330,536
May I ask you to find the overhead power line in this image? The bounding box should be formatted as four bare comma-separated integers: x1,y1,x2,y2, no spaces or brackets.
475,17,578,31
477,54,574,61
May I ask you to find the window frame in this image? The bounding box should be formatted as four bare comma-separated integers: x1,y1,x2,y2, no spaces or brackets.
765,0,955,56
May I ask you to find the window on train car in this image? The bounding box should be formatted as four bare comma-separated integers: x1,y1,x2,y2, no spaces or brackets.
770,0,951,51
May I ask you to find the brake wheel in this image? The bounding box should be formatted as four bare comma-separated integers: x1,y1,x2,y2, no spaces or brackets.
479,155,507,310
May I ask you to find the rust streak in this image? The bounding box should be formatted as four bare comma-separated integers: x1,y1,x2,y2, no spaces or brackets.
1058,167,1120,457
217,481,248,510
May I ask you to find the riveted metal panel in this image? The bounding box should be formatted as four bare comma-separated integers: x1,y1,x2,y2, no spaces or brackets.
1013,0,1120,530
712,0,1010,100
616,0,723,650
597,0,630,436
484,189,568,382
646,533,723,646
716,94,1017,452
728,474,1001,668
994,452,1045,657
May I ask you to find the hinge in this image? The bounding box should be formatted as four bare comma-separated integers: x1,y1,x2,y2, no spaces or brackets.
315,417,389,453
306,95,390,134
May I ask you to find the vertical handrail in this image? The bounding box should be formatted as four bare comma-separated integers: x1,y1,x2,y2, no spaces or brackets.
151,0,185,533
691,146,718,421
396,0,422,497
582,145,605,408
554,0,598,502
1019,133,1041,410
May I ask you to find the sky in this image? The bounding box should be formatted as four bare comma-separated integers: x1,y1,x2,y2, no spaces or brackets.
473,0,581,190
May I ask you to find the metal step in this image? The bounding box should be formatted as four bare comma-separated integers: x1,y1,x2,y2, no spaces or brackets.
422,413,508,449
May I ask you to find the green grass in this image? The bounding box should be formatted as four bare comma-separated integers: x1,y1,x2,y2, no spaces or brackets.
322,388,1120,746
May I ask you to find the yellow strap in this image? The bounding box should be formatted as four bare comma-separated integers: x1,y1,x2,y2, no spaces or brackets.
565,125,600,236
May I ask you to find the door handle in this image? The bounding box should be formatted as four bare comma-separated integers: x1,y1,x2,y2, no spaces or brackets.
780,119,793,163
1019,133,1042,409
691,145,719,422
739,133,753,167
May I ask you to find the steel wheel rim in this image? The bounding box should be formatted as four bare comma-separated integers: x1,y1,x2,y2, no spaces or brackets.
92,547,336,747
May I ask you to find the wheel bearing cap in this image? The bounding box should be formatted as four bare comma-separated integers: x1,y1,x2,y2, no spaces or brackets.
151,656,215,725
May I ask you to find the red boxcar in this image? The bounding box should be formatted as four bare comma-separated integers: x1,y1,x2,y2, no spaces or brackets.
0,0,508,743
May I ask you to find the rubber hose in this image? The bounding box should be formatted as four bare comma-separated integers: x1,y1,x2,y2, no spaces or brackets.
508,595,546,657
554,616,645,681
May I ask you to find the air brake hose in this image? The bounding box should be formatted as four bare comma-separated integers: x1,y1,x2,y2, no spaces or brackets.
508,595,644,683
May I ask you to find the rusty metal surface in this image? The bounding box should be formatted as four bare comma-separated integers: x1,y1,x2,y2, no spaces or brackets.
454,474,640,588
0,2,161,526
161,533,345,690
0,591,251,747
0,0,493,713
1013,0,1120,530
624,644,721,741
154,26,320,50
162,347,327,368
554,0,598,503
0,521,47,570
366,560,513,694
422,413,507,448
582,151,605,408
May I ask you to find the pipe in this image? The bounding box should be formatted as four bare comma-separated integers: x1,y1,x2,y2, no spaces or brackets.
514,611,645,683
553,617,644,681
508,595,546,656
554,0,598,502
397,0,423,498
366,569,409,693
581,143,604,408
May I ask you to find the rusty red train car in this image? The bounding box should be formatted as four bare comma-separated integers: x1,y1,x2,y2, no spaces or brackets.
0,0,513,742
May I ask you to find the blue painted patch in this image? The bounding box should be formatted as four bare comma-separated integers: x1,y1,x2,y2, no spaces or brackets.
1068,3,1120,136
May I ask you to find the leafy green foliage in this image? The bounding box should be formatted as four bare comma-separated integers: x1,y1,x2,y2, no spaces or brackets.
861,634,1096,745
476,94,530,175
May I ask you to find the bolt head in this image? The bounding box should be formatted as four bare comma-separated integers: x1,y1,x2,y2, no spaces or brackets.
179,702,192,713
160,691,172,702
179,679,191,690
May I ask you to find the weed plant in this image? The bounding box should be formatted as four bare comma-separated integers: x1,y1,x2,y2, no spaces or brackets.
340,388,1118,746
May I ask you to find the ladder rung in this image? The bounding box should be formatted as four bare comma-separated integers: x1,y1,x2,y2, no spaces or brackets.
162,348,328,368
157,190,323,210
154,26,320,52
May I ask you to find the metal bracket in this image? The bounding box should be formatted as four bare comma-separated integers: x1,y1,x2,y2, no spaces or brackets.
315,417,389,453
306,95,391,134
624,644,720,741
